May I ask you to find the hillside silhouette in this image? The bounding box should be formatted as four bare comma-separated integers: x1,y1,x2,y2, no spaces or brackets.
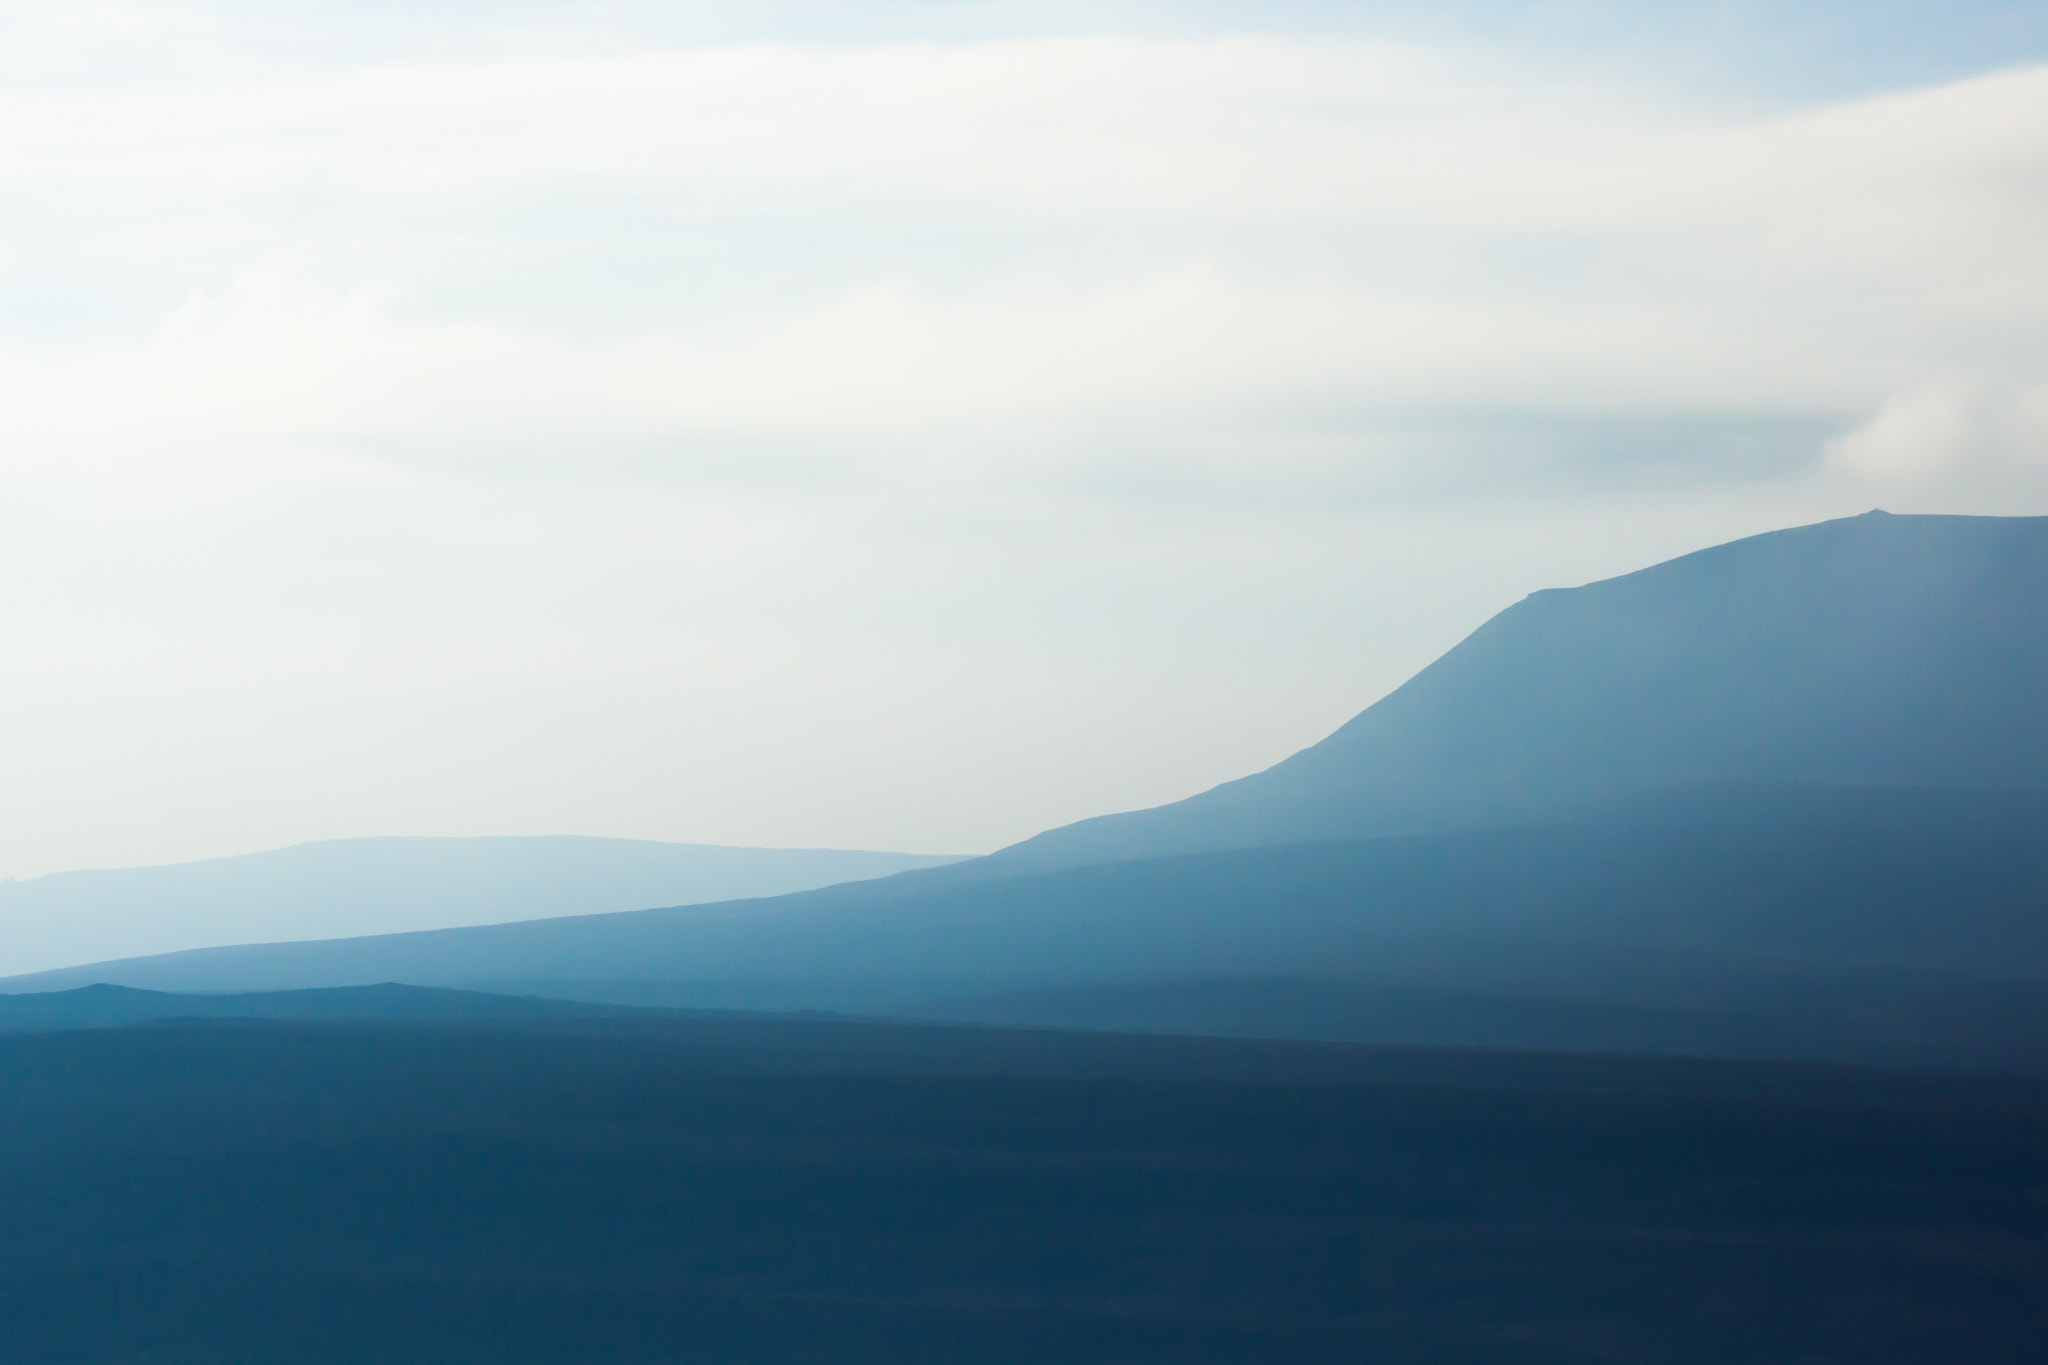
10,513,2047,1071
993,510,2048,870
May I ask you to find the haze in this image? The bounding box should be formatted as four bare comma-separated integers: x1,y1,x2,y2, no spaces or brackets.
4,1,2046,880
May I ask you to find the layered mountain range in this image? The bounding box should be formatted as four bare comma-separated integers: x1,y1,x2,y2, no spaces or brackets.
9,510,2047,1069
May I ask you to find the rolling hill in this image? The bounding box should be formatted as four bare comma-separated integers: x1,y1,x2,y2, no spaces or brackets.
0,836,964,979
9,786,2048,1068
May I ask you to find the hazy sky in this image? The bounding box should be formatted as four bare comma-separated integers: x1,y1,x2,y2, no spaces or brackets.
3,1,2045,879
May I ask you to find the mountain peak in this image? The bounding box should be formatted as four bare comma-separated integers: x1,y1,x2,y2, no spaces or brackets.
992,512,2048,872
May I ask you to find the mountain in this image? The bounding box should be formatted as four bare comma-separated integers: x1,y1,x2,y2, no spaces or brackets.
0,837,964,979
990,510,2048,871
9,785,2048,1068
11,512,2048,1071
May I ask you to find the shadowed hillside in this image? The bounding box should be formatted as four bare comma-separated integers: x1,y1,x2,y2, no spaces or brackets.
10,786,2048,1070
0,982,647,1032
5,1016,2046,1364
15,786,2048,997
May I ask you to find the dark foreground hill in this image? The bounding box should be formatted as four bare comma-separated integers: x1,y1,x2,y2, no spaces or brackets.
4,1015,2045,1364
12,968,2048,1075
0,982,646,1032
994,510,2048,871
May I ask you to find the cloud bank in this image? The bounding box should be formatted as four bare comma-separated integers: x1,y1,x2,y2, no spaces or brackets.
4,41,2045,488
0,4,2043,880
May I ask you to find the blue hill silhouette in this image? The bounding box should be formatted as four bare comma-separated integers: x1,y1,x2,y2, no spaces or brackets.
9,512,2046,1070
992,510,2048,870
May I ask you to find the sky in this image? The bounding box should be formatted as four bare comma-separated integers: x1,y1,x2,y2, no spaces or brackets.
2,1,2045,880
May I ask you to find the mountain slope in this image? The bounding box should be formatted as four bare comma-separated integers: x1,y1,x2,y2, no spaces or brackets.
991,511,2048,871
0,837,964,979
11,786,2046,1010
13,514,2048,1070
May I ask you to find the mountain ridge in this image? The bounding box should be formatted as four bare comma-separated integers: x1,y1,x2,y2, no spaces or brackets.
12,513,2048,1073
11,784,2046,1001
986,510,2048,871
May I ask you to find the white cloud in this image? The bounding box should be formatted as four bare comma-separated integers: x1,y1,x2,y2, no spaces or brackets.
1827,381,1986,482
0,42,2042,507
1,16,2045,886
1828,379,2048,488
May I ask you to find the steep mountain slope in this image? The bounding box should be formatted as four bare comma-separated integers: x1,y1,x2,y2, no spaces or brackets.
991,511,2048,871
0,837,964,979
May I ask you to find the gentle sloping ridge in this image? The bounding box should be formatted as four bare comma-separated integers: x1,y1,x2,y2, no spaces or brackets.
10,785,2047,1002
0,836,965,979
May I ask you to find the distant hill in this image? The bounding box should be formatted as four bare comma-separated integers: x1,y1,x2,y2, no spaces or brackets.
0,982,642,1032
990,511,2048,871
0,837,964,979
